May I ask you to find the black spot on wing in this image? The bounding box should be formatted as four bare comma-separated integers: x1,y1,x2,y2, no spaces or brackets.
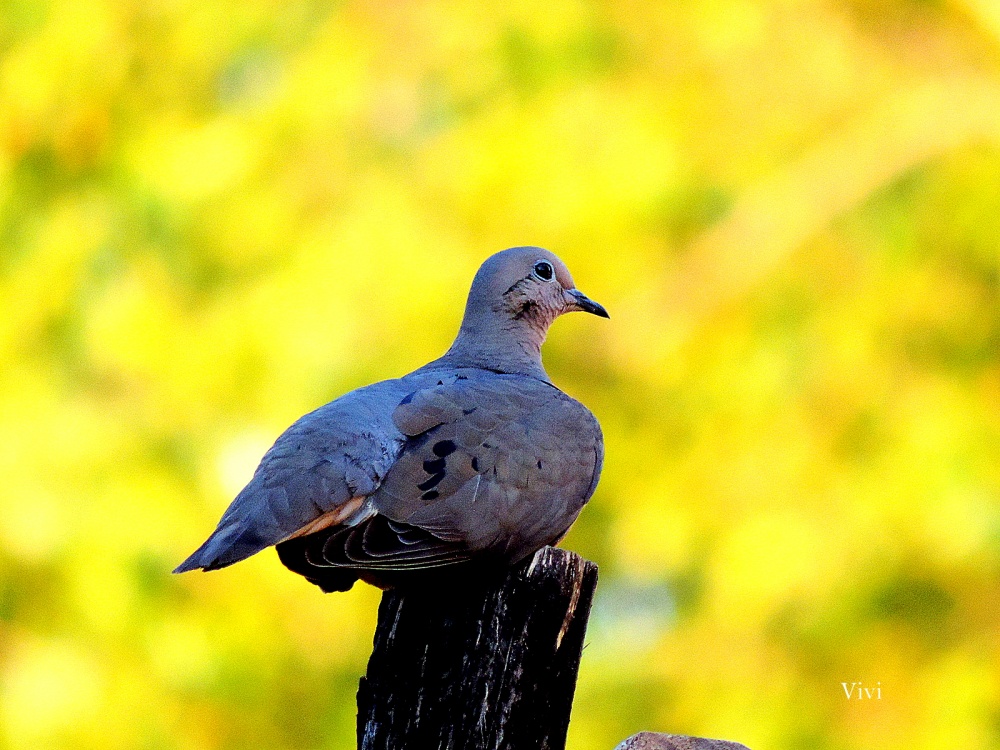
417,472,445,491
423,458,446,474
421,490,440,501
432,440,456,457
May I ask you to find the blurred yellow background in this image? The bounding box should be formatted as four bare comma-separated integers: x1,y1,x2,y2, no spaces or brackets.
2,0,1000,748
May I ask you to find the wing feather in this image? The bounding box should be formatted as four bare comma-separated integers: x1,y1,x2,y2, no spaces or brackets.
174,379,409,572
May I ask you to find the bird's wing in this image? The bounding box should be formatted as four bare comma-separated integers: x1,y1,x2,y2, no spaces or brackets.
293,372,604,574
174,379,410,572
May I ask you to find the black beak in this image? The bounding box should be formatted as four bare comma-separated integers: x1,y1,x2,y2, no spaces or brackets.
567,289,610,319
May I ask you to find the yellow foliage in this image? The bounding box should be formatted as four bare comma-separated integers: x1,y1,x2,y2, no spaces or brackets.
2,1,999,748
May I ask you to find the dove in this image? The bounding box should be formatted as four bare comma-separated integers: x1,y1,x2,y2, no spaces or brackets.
174,247,608,592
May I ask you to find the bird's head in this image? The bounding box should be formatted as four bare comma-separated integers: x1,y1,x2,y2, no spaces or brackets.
468,246,609,328
447,246,608,377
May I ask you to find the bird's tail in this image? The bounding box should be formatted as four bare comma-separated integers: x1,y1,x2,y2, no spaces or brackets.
173,521,270,573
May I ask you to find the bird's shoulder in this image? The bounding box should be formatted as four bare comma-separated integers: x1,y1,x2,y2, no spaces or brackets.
392,366,601,442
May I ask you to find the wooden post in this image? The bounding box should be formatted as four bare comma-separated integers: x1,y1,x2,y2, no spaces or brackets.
357,546,599,750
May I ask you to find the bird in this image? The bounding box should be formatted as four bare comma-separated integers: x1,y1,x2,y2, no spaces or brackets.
174,246,608,592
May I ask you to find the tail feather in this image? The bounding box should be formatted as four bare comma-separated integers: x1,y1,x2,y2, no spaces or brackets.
173,522,271,573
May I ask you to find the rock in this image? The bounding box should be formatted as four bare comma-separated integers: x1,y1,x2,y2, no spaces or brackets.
614,732,751,750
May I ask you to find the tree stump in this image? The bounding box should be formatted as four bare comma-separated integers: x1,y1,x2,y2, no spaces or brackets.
357,546,598,750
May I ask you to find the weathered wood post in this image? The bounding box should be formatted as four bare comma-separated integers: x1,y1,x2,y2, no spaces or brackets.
357,546,598,750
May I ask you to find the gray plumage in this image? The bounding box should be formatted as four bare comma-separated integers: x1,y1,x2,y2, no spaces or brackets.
175,247,607,591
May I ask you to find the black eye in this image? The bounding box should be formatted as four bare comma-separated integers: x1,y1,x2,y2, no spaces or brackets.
532,260,554,281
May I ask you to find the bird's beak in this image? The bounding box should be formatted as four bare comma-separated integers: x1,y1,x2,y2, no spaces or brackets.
565,288,610,319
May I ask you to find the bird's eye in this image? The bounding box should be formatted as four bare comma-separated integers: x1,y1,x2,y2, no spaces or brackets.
532,260,555,281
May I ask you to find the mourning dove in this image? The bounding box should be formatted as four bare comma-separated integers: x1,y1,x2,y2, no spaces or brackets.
175,247,607,592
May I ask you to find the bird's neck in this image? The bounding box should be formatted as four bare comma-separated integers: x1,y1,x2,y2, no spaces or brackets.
436,317,550,380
